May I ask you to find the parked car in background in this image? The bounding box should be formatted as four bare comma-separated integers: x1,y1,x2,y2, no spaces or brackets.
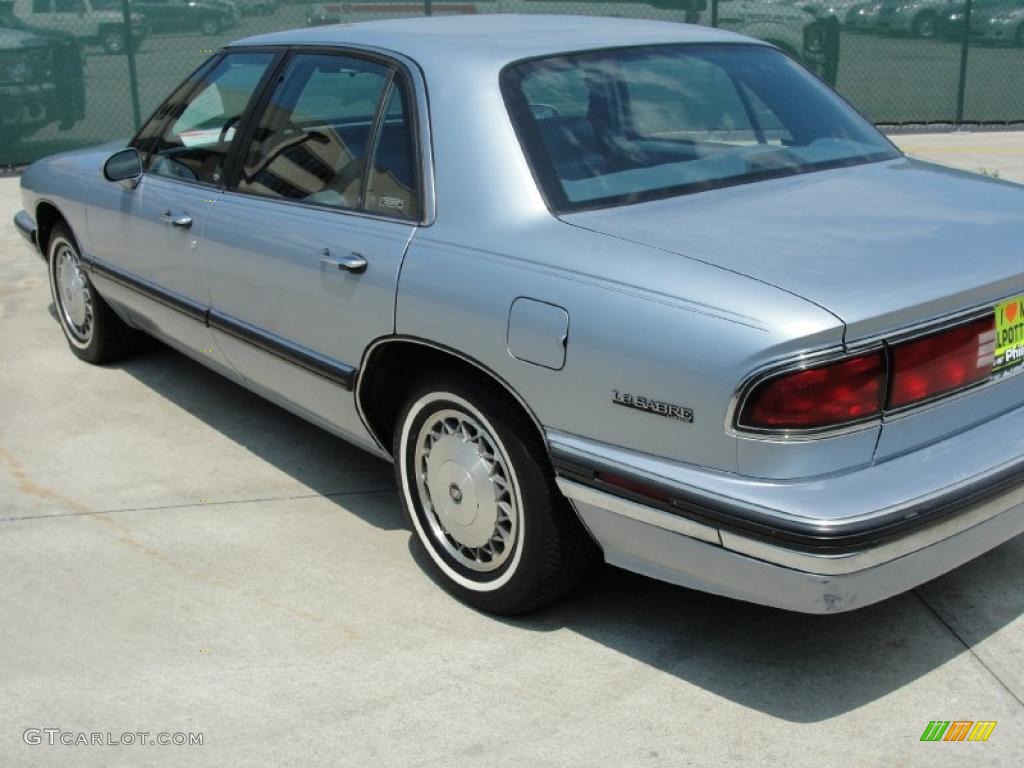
15,17,1024,616
970,0,1024,43
0,0,84,142
788,0,861,23
937,0,1020,39
12,0,145,53
873,0,958,36
235,0,279,15
306,0,840,84
844,0,887,29
93,0,237,36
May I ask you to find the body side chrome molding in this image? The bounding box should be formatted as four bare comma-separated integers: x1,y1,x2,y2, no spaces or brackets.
557,478,721,545
84,254,208,323
208,309,356,390
83,254,357,390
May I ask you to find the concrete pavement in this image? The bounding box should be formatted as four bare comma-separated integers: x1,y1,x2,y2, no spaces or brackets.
1,135,1022,767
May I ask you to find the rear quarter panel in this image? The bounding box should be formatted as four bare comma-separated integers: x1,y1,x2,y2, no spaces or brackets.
396,218,853,476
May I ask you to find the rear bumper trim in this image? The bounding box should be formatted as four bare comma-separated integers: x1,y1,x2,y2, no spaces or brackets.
561,478,1024,613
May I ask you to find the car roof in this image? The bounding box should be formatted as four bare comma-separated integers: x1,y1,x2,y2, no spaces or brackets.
230,14,753,67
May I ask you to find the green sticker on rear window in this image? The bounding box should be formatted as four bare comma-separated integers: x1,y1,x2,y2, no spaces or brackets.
994,296,1024,373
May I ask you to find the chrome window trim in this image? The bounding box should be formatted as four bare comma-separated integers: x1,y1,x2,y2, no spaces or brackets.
728,293,1024,441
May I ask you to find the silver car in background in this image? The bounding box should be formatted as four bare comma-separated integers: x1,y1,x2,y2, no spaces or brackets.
13,16,1024,615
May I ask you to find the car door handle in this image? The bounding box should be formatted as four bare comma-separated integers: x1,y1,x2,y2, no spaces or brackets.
320,249,367,274
160,211,193,229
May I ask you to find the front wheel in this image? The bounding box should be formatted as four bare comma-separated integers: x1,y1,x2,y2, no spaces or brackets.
48,224,137,364
101,29,126,54
394,373,595,614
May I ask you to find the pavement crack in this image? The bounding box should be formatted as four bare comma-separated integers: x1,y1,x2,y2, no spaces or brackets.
0,487,396,523
914,589,1024,709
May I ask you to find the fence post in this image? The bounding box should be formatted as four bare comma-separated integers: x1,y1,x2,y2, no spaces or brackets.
711,0,719,27
424,0,432,16
121,0,142,130
955,0,974,125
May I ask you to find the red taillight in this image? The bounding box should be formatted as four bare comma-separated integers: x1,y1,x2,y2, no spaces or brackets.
887,316,995,409
740,352,886,430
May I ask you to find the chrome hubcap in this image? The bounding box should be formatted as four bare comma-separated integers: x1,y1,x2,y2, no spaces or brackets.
414,409,518,572
54,243,93,342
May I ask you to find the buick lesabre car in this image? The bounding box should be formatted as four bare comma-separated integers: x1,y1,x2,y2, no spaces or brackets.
13,16,1024,615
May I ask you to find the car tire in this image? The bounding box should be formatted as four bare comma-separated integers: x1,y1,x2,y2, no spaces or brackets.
912,11,937,38
101,29,126,55
393,372,596,615
200,17,221,36
48,224,137,364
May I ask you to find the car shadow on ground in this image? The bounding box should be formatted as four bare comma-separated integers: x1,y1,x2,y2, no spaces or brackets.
116,334,399,528
118,335,1024,724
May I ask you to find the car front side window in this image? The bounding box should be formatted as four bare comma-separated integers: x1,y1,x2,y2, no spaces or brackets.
147,51,275,186
236,51,418,218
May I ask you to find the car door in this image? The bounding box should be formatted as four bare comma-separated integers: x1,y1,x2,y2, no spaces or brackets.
86,50,276,361
201,50,424,444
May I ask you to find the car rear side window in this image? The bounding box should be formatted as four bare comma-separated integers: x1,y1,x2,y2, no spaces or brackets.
363,82,419,220
237,53,390,212
147,52,274,186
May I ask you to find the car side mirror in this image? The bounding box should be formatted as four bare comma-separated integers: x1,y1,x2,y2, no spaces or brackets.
103,148,142,188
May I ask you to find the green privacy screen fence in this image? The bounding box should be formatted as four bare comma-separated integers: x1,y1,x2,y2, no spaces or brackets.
2,0,1023,167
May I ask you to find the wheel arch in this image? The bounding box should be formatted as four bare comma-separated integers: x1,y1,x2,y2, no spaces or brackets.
34,199,74,257
356,336,548,460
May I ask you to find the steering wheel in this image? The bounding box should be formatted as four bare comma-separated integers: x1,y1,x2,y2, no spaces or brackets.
528,103,562,120
218,114,242,145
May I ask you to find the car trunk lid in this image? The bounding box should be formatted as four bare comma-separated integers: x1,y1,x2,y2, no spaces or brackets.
562,157,1024,342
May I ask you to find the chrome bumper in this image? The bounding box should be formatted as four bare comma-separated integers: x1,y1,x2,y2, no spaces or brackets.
560,477,1024,613
13,210,40,258
551,399,1024,613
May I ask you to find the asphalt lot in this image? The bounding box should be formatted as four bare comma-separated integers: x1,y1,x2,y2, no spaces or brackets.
4,10,1024,168
1,137,1023,766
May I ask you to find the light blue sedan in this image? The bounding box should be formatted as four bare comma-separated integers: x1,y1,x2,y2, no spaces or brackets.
13,15,1024,615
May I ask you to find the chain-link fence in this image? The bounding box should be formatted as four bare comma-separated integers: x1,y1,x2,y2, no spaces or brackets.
2,0,1022,167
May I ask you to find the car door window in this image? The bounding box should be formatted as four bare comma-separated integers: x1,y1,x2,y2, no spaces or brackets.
131,55,221,159
236,52,396,213
147,52,274,186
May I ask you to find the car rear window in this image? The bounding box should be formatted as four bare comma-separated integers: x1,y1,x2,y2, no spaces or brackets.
501,44,899,213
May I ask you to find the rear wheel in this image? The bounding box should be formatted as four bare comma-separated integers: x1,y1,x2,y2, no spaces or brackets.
394,372,595,614
48,224,137,364
200,17,221,36
912,11,937,38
